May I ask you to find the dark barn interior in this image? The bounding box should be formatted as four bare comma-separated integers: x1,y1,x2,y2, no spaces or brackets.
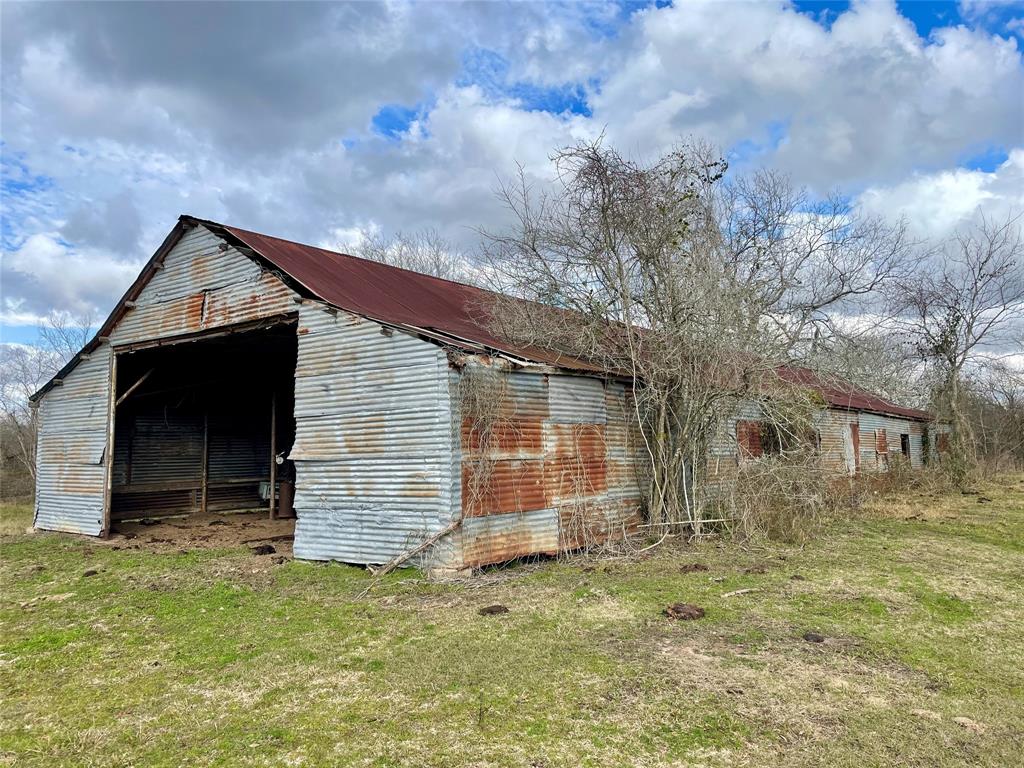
110,323,297,533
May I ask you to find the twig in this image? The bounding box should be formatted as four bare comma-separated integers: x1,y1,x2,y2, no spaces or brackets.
721,587,760,598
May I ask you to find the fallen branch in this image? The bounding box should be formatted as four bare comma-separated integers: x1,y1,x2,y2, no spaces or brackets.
240,533,294,544
721,587,760,598
370,518,463,578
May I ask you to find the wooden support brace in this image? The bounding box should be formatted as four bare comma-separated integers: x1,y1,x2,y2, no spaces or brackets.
115,368,155,407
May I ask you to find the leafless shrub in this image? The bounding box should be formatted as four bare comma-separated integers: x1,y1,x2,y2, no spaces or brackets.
722,451,841,543
356,227,481,284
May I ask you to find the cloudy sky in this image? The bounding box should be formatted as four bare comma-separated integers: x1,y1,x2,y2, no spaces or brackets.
2,0,1023,345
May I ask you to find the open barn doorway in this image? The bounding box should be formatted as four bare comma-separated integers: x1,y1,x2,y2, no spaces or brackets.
108,321,297,548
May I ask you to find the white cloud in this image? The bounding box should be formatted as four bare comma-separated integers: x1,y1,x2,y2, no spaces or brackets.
592,1,1023,189
857,149,1024,237
1,233,141,322
0,0,1021,330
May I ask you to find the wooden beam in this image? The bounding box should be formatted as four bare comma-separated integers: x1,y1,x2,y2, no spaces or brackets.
115,368,154,407
268,392,277,520
201,410,209,516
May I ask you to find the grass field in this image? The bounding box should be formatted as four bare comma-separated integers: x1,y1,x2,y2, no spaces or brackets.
2,478,1023,767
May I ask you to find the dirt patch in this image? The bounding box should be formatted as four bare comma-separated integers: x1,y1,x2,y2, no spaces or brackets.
679,563,710,573
664,603,705,620
479,604,510,616
99,512,295,556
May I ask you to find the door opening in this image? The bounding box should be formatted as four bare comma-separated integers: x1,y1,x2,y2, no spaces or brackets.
108,322,297,539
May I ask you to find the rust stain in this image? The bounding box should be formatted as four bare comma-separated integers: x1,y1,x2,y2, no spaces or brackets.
545,455,608,504
342,417,388,454
189,252,213,286
56,464,97,495
462,459,546,517
461,417,544,458
461,527,557,568
201,274,293,331
547,423,606,457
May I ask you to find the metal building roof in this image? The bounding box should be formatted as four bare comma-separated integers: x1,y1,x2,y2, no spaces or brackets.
31,214,933,422
777,366,932,421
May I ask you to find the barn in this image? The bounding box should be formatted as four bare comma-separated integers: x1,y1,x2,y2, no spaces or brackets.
30,215,938,572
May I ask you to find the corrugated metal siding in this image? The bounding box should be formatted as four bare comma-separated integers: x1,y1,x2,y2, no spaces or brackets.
34,344,112,535
816,409,853,474
290,305,455,565
548,375,606,423
710,403,929,479
854,412,924,471
109,225,295,346
452,368,643,568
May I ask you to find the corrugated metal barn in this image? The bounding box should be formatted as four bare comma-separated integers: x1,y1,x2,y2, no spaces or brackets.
31,215,939,571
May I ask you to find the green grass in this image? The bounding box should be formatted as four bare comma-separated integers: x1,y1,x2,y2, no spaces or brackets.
2,478,1023,767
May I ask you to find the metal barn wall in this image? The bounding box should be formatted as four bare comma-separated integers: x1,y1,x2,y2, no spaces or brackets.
36,223,300,536
705,400,764,487
816,410,926,474
34,344,112,535
452,367,645,569
109,224,295,346
289,304,457,565
706,400,930,482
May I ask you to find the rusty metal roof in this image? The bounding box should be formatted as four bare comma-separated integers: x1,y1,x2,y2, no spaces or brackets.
777,366,931,421
31,215,933,422
208,220,605,374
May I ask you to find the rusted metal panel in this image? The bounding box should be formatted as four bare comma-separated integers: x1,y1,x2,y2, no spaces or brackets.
291,303,456,565
460,509,560,568
452,363,644,568
462,459,547,516
736,420,764,459
110,225,295,346
34,344,112,535
543,424,609,505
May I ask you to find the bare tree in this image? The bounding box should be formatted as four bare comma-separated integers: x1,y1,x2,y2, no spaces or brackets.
0,311,94,491
482,139,914,526
355,227,481,284
805,332,926,408
889,214,1024,484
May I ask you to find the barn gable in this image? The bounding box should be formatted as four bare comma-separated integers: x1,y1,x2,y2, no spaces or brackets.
109,223,298,346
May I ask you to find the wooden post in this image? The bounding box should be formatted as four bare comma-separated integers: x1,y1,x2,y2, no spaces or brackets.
201,409,209,515
101,352,118,538
269,392,277,520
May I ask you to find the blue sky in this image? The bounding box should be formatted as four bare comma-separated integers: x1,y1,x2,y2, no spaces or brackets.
2,0,1022,347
